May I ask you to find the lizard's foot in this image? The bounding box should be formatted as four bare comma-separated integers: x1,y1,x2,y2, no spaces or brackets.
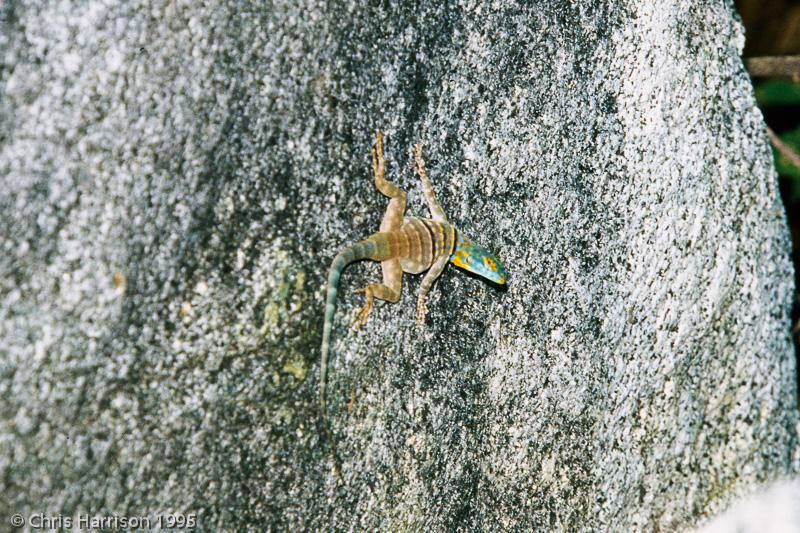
412,144,425,175
415,299,428,327
372,129,384,179
352,287,374,330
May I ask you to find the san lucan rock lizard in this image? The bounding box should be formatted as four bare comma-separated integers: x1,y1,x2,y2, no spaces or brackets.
320,129,506,475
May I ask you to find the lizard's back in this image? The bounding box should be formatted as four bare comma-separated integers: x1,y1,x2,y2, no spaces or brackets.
390,217,456,274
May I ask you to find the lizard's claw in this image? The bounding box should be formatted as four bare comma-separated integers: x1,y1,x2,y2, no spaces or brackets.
352,287,374,330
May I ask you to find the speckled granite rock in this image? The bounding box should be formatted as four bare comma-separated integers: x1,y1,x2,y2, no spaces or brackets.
0,0,798,530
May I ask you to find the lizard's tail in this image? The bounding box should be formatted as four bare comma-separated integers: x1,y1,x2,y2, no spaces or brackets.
319,238,380,476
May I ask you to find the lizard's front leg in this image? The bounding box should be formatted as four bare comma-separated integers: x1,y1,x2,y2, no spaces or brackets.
413,143,448,223
353,258,402,329
416,254,449,326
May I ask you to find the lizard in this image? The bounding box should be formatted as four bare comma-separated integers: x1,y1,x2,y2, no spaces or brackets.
319,128,506,475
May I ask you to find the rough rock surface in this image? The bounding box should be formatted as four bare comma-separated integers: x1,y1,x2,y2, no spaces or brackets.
1,0,798,530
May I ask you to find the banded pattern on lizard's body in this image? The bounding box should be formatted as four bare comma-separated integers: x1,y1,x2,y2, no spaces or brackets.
319,129,506,478
396,218,457,273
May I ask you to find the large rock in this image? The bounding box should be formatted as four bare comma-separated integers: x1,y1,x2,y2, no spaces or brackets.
1,0,797,530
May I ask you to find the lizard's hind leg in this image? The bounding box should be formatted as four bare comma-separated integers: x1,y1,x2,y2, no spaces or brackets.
372,130,407,232
353,258,402,329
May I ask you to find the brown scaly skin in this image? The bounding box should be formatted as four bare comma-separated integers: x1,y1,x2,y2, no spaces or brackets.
319,129,506,478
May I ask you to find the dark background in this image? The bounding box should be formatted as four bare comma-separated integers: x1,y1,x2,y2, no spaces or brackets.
738,0,800,358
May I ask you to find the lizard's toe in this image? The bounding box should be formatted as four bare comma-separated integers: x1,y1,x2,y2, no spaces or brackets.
352,288,374,330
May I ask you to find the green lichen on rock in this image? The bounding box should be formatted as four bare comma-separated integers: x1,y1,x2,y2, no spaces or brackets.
257,250,309,341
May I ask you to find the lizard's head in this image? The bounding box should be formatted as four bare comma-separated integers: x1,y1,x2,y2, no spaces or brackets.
450,234,506,285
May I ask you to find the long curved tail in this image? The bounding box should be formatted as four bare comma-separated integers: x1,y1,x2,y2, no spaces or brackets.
319,238,380,475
